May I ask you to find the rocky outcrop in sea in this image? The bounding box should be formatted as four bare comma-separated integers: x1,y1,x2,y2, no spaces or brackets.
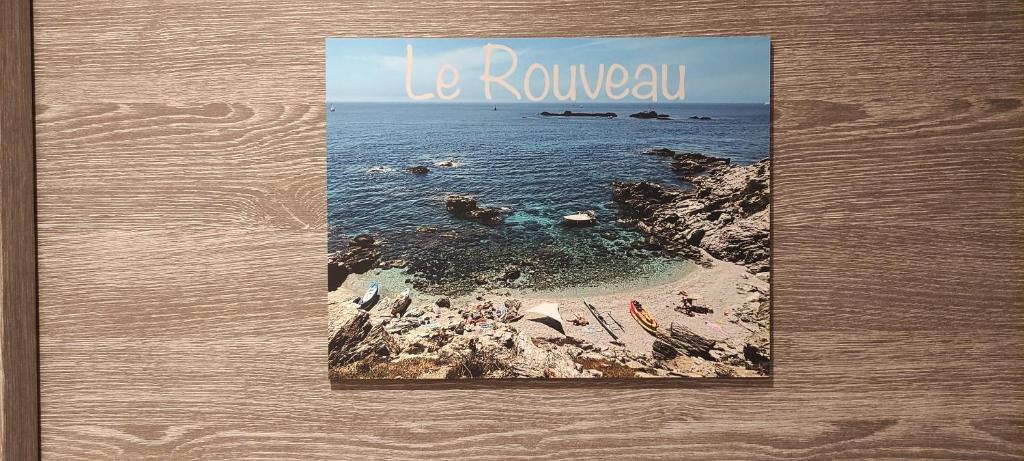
445,195,507,225
630,110,671,120
540,110,617,118
612,151,770,274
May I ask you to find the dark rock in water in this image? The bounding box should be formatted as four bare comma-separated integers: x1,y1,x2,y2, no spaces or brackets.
611,181,683,219
642,147,676,157
379,258,408,269
436,297,451,308
670,152,731,178
445,194,506,224
328,237,381,291
416,226,439,233
352,234,376,248
540,110,617,118
445,195,478,214
689,115,713,120
600,231,619,241
502,265,521,282
467,207,503,224
630,110,671,120
406,165,430,174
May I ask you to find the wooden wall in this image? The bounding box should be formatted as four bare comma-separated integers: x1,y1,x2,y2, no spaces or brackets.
1,0,39,458
17,0,1024,458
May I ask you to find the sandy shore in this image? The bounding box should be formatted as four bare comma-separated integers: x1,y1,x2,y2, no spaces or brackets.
331,249,768,376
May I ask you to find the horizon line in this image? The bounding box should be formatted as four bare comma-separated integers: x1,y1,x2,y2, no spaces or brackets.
325,100,770,104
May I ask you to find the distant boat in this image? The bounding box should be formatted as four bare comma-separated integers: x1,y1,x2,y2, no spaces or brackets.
492,105,497,111
330,105,336,112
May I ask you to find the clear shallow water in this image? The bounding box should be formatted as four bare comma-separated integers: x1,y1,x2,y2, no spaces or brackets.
327,102,769,293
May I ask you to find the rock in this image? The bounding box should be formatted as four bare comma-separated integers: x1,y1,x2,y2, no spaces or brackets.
581,369,604,378
405,307,425,318
630,110,671,120
610,156,770,272
688,115,713,120
405,165,430,174
642,147,676,157
379,259,407,269
502,299,523,321
435,160,455,168
352,234,376,248
388,292,413,317
652,324,718,361
669,152,730,177
737,283,765,294
445,195,478,214
416,226,439,233
466,207,504,224
327,257,349,292
502,266,521,282
445,195,506,224
611,181,682,219
435,297,451,308
327,237,381,291
510,334,583,378
328,310,401,368
540,110,617,117
385,316,423,335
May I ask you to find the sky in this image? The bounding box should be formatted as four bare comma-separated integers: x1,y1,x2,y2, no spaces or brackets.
326,37,769,104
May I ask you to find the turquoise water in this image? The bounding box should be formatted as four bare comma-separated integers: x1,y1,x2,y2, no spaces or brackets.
327,102,769,293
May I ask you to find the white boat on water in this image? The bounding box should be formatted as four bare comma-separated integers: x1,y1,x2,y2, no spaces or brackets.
329,105,336,112
563,210,597,226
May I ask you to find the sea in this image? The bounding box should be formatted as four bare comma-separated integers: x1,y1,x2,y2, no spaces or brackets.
327,102,770,294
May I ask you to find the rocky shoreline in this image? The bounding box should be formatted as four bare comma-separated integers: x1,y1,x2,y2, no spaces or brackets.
613,148,770,275
328,149,771,379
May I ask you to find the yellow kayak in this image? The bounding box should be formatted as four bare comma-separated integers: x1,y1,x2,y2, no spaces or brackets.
629,300,659,334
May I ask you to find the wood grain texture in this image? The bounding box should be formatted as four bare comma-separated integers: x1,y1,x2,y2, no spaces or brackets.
29,0,1024,459
0,0,40,458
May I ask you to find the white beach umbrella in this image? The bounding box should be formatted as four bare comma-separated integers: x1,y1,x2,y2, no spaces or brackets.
525,302,565,334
